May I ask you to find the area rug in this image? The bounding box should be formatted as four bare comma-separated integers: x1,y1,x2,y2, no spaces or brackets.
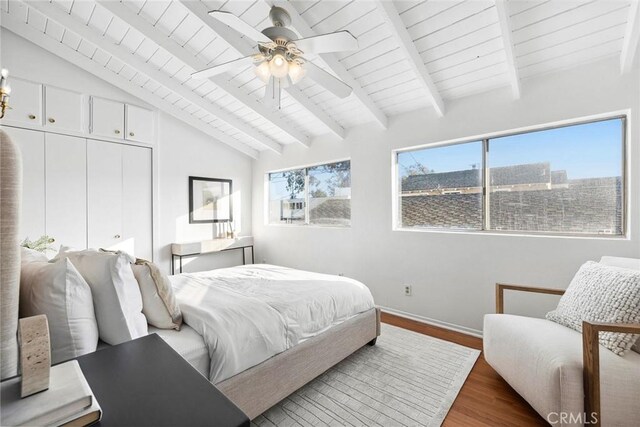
252,323,481,427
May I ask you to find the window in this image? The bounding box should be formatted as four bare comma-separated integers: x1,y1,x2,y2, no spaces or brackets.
395,117,625,236
268,160,351,226
398,141,483,230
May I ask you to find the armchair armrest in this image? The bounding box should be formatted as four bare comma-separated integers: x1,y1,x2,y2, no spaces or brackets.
495,283,565,314
582,321,640,427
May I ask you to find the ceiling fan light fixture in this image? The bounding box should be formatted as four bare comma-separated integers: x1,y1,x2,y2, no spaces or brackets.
269,53,289,78
288,62,306,85
254,61,271,84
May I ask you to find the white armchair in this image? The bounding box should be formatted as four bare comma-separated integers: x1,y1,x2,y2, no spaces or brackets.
483,256,640,427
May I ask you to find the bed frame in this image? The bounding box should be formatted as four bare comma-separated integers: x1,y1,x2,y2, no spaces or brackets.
217,307,381,419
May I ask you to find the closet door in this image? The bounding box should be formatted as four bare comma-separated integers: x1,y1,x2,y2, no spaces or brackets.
45,134,87,250
91,97,124,140
44,86,84,133
87,140,123,250
2,127,45,241
122,145,152,260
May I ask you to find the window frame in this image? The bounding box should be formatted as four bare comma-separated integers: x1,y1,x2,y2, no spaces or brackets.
265,158,352,228
393,114,628,238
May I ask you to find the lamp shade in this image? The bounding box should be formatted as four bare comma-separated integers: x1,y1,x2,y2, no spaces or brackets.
269,53,289,79
254,61,271,84
288,62,306,85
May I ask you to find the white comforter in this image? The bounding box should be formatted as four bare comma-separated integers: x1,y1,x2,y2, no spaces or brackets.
169,264,375,384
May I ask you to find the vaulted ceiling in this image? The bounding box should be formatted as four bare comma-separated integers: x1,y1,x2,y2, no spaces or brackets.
1,0,639,158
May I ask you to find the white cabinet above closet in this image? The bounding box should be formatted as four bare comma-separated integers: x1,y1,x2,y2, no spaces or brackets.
90,97,125,140
125,104,154,143
91,97,155,145
44,86,84,133
3,78,42,126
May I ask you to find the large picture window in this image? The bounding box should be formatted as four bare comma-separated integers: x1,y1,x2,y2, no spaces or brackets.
396,116,625,236
268,160,351,226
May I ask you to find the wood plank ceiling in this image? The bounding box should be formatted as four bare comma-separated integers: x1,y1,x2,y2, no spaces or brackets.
1,0,638,158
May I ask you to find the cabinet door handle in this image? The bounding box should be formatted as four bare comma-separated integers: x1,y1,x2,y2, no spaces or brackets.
129,132,135,137
114,234,121,239
28,114,36,120
115,130,121,134
48,118,55,123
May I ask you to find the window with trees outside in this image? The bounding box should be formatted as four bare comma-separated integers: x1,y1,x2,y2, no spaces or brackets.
268,160,351,226
396,116,625,236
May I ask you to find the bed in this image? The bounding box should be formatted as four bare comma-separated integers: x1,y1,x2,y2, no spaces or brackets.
134,264,379,419
0,130,379,420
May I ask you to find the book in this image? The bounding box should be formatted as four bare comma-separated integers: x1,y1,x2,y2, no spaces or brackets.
58,397,102,427
1,360,94,426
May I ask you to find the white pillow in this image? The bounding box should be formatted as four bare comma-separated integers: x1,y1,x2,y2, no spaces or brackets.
54,248,148,345
19,258,99,364
131,261,182,330
20,247,48,264
546,261,640,356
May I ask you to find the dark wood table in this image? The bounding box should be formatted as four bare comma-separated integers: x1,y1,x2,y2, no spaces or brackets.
76,334,249,427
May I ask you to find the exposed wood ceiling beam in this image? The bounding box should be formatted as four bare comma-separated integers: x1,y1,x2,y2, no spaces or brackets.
178,0,345,140
621,0,640,74
0,11,259,158
23,0,281,154
495,0,521,99
375,1,444,117
269,0,388,130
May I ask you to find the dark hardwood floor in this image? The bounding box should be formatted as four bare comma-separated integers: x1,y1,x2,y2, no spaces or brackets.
381,312,548,427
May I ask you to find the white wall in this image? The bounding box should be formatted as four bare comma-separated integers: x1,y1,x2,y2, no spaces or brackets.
253,58,640,335
1,29,253,273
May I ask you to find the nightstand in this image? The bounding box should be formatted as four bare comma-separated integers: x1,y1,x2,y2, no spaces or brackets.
77,334,249,427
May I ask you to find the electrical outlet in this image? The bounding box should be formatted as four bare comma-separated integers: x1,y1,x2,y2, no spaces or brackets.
262,258,267,263
404,284,412,296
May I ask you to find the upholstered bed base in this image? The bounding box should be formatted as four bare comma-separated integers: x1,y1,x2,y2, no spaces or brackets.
216,307,381,420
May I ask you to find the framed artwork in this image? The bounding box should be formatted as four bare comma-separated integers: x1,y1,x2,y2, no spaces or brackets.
189,177,233,224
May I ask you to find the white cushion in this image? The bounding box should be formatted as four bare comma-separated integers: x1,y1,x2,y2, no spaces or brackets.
20,247,48,264
600,256,640,271
484,314,640,426
19,258,99,364
53,248,147,345
131,262,182,330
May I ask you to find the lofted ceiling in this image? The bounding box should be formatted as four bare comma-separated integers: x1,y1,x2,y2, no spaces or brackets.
1,0,638,158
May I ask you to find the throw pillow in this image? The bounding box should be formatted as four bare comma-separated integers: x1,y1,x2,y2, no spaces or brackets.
131,260,182,330
20,258,99,364
546,261,640,356
53,248,147,345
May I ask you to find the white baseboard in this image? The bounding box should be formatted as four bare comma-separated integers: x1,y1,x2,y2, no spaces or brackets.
378,306,484,339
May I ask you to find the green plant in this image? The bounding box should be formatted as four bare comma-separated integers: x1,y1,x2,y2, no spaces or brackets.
20,235,55,253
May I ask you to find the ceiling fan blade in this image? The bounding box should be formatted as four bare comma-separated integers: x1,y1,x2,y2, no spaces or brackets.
293,31,358,54
304,61,352,98
209,10,272,44
192,55,261,79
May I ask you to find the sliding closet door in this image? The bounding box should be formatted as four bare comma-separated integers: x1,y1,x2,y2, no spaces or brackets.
122,145,152,260
45,134,87,250
2,127,45,241
87,139,123,251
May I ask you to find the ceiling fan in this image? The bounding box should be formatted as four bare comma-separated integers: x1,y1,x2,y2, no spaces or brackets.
192,6,359,109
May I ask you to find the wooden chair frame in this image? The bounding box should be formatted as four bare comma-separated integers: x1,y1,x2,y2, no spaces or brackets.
495,283,640,427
